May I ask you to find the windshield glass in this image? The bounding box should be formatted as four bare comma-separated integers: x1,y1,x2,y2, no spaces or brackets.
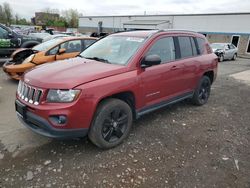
80,36,145,65
211,43,225,49
32,38,63,51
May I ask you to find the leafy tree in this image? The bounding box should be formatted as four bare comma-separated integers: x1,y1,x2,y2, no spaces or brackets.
62,9,80,28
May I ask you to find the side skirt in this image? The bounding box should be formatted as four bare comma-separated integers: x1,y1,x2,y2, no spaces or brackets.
136,91,194,119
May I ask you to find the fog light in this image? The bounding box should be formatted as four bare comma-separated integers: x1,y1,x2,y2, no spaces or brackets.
49,115,67,126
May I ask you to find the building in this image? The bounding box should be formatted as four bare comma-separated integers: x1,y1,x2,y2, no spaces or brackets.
79,13,250,58
31,12,60,26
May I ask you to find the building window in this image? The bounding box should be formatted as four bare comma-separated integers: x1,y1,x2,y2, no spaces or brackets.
231,35,240,47
247,37,250,53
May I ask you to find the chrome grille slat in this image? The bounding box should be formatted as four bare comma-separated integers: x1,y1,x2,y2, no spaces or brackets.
17,81,43,105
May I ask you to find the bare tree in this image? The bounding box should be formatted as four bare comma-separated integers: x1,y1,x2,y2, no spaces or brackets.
15,13,19,24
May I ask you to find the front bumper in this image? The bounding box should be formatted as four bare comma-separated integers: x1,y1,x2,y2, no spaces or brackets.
16,100,89,138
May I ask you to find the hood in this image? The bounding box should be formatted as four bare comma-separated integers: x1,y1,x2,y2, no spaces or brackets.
11,48,39,64
212,48,223,52
24,57,128,89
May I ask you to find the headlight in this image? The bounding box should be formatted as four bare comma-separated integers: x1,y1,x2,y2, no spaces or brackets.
47,89,81,103
23,54,35,64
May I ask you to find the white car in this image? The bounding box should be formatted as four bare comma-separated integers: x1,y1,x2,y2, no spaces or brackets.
211,43,238,62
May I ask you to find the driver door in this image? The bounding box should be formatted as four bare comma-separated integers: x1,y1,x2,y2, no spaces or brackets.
56,40,82,61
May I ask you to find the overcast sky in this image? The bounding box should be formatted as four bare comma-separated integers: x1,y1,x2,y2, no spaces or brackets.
1,0,250,19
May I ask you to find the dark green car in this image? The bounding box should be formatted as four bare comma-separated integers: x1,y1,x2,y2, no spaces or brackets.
0,24,42,58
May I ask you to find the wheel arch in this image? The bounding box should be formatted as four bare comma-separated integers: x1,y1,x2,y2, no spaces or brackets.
96,91,136,120
203,70,214,84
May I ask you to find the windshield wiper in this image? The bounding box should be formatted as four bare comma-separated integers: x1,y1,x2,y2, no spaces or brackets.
83,56,111,64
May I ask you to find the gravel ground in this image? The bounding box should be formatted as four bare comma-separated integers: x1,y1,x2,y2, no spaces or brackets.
0,59,250,187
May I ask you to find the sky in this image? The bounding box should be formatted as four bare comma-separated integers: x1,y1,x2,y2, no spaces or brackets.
1,0,250,19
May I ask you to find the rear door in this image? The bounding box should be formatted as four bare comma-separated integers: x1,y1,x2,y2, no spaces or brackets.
56,39,82,60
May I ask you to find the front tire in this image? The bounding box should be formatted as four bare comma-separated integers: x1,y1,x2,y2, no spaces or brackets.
192,76,211,106
88,98,133,149
219,54,224,62
232,53,237,61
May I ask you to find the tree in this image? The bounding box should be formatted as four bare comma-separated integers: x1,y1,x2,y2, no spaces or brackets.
15,14,19,24
0,5,5,23
3,2,13,26
62,9,80,28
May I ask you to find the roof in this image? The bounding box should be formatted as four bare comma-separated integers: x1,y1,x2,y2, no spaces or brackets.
111,29,203,38
123,20,170,26
79,12,250,18
59,36,97,41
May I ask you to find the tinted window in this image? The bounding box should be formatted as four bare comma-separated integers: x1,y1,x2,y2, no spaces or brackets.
84,39,96,49
190,37,198,56
48,46,59,55
178,37,193,58
146,37,175,63
196,38,205,54
0,27,8,38
61,40,81,53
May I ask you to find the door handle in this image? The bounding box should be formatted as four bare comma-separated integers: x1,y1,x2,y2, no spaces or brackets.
171,65,180,70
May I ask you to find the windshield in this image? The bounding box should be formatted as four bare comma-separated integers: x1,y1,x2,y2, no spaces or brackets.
32,38,63,51
80,36,145,65
211,43,225,49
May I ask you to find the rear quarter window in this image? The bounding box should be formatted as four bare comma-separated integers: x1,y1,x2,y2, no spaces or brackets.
196,37,206,54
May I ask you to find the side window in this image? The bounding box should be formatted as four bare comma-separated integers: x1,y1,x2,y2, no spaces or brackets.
178,37,193,58
84,40,95,49
196,38,205,54
229,44,235,49
61,40,81,53
190,37,198,56
146,37,175,63
47,46,59,55
0,27,8,38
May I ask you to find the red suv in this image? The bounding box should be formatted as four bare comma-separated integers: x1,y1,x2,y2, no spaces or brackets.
15,30,218,149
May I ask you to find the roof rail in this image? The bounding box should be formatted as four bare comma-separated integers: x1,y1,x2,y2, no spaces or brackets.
157,29,198,33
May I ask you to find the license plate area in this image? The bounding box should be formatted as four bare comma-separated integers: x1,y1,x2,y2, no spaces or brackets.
15,100,27,119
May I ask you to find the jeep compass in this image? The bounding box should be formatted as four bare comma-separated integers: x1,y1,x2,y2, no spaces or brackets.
15,30,218,149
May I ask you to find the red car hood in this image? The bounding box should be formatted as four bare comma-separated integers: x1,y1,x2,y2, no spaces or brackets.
24,57,127,89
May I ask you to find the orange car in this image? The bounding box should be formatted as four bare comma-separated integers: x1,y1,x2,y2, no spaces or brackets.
3,36,97,80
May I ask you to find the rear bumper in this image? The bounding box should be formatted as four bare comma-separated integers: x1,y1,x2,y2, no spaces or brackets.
17,106,89,139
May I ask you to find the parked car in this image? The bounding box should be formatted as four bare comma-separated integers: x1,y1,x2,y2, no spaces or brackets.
0,23,42,58
15,30,218,149
211,43,238,62
3,36,97,80
42,34,69,42
28,32,51,40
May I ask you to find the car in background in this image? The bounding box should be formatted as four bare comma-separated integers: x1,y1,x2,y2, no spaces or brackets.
15,30,218,149
211,43,238,62
42,34,69,42
0,23,42,59
28,32,51,40
3,36,97,80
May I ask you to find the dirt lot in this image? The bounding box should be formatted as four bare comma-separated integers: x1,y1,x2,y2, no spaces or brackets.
0,58,250,187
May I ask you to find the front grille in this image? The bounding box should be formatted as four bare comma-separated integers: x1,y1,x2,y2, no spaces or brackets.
17,81,43,105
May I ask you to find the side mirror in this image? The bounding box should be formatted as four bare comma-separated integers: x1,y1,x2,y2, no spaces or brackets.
58,48,66,55
141,54,161,68
8,32,13,38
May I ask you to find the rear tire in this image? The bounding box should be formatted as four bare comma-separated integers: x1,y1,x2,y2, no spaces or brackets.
88,98,133,149
192,76,211,106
